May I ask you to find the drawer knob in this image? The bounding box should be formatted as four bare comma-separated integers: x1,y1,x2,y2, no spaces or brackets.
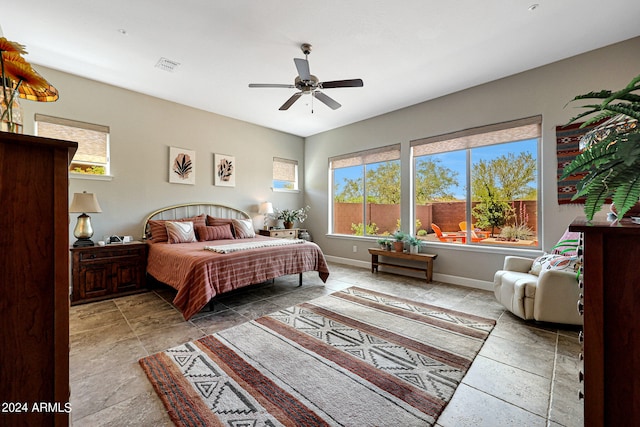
578,331,584,344
577,300,584,315
578,390,584,400
578,370,584,383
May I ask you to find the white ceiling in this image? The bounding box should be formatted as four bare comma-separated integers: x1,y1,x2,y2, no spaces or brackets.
3,1,640,137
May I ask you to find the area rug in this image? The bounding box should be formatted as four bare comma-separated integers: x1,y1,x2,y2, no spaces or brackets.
140,286,496,426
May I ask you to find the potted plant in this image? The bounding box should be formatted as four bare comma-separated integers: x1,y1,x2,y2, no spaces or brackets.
376,238,390,250
407,235,422,254
273,206,310,229
392,231,406,252
560,74,640,220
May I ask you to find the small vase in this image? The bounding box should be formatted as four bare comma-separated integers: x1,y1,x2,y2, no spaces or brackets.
299,229,311,241
0,89,23,134
283,221,294,229
409,245,419,254
393,241,404,252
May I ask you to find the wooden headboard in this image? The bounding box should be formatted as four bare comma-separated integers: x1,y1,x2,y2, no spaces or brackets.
142,202,251,239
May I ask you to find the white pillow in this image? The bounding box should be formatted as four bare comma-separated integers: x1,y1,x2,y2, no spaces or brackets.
165,221,197,243
231,218,256,239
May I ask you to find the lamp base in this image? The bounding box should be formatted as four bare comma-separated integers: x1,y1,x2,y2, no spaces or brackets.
73,238,95,247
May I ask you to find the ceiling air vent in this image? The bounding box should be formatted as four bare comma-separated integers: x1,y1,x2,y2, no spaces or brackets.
155,57,180,73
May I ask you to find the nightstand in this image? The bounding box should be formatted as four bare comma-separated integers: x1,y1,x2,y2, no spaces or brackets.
70,242,148,305
258,228,299,239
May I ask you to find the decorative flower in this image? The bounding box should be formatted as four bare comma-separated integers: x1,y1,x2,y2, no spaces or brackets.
0,38,27,55
0,37,58,132
273,206,310,223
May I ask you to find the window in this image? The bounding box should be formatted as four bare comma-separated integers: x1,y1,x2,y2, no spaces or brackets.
330,144,401,236
411,116,541,248
273,157,298,191
35,114,110,176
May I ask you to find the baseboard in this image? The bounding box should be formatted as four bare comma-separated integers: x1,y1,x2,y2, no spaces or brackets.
325,255,494,292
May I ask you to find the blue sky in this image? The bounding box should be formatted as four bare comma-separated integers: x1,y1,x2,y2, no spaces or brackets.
334,139,538,200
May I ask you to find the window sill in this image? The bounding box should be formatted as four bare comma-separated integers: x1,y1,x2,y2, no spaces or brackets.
70,173,113,181
272,187,300,193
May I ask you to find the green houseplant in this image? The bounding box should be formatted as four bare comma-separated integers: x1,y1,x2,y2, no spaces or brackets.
273,205,310,229
407,235,422,253
392,231,406,252
560,74,640,220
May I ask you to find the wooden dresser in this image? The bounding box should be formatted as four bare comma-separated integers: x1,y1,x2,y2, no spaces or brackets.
0,132,77,426
569,217,640,426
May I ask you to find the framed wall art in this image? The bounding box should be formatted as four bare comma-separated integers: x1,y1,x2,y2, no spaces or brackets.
214,153,235,187
169,147,195,185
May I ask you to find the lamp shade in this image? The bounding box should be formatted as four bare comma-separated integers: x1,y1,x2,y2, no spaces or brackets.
69,191,102,213
259,202,274,214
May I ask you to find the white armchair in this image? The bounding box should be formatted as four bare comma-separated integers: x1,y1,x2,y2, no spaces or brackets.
494,255,583,325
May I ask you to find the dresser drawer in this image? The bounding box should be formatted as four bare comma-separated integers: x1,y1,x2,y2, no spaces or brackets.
270,229,297,239
78,246,144,261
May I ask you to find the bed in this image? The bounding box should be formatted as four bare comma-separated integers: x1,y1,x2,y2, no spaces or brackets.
142,202,330,320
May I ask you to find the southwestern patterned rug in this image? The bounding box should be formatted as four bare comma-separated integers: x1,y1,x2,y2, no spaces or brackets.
140,286,496,426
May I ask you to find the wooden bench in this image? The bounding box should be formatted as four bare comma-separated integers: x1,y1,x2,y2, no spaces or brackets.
368,248,437,283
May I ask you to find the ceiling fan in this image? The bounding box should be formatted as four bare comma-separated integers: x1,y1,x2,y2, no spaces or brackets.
249,43,364,111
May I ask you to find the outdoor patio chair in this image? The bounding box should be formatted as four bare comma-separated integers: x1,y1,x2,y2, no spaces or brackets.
431,223,465,242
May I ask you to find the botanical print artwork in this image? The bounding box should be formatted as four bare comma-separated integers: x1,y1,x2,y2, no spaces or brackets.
169,147,196,185
214,154,235,187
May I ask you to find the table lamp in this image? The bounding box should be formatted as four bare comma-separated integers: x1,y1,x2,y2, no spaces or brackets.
259,201,274,230
69,191,102,247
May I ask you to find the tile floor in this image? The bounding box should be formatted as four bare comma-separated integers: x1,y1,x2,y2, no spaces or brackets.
68,262,583,426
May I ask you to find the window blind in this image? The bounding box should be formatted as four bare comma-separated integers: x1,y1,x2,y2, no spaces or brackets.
411,116,541,156
273,157,297,182
35,114,110,165
330,144,401,169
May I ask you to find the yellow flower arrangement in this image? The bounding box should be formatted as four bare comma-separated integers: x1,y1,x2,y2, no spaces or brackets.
0,37,58,133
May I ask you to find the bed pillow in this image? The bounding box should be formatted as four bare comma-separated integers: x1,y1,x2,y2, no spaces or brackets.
195,224,235,241
529,253,579,277
231,218,256,238
165,221,197,243
148,214,205,242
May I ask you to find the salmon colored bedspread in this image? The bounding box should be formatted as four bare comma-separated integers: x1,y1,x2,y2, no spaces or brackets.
146,236,330,319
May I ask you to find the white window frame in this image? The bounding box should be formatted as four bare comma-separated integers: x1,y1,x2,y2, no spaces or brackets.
329,144,401,237
35,114,111,181
272,157,299,192
410,115,542,248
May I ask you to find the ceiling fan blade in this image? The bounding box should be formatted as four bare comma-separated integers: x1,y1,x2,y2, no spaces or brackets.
320,79,364,89
294,58,311,81
249,83,295,88
314,91,341,110
279,92,303,110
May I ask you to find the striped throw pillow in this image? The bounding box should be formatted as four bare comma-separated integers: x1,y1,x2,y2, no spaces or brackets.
231,219,255,239
166,221,197,244
195,225,235,241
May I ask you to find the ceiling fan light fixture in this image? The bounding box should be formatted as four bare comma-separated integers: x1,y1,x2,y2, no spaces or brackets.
248,43,363,111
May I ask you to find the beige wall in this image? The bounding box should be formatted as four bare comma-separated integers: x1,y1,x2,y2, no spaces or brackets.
304,36,640,288
19,67,306,244
17,37,640,289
